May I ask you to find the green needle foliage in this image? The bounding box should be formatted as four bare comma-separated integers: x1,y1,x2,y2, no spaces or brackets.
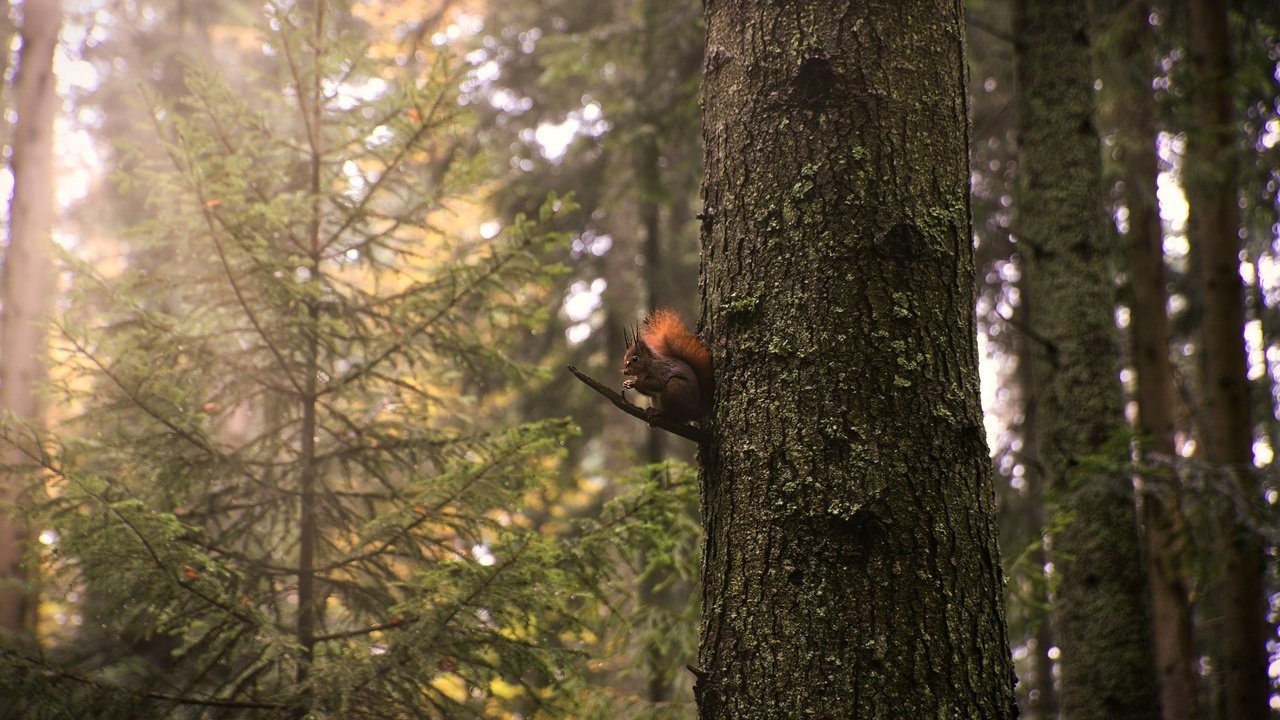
1,2,695,717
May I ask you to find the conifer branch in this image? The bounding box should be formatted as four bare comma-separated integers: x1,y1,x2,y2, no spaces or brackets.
320,224,548,397
0,648,289,711
149,110,310,400
314,434,534,573
184,85,308,255
319,76,457,253
0,433,259,626
57,324,240,470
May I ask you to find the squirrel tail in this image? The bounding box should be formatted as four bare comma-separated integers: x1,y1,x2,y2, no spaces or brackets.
641,308,714,400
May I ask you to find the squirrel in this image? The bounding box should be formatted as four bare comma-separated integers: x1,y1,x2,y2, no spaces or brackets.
622,308,713,423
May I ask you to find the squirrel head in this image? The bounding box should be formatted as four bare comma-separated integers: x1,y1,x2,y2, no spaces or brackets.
621,327,655,378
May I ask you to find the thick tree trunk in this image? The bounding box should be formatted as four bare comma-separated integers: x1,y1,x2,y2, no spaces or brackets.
1012,1,1162,718
1184,2,1269,719
696,2,1015,717
0,0,61,638
1094,2,1201,718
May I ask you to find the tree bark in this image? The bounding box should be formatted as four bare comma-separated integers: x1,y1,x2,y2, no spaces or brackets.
1093,2,1201,718
696,2,1015,716
0,0,61,639
1012,0,1162,718
1184,2,1269,719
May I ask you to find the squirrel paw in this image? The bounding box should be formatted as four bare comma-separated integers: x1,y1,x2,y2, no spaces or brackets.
622,379,636,390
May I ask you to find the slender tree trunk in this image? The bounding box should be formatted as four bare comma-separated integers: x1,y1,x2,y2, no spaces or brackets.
1093,2,1201,718
1184,2,1269,719
294,4,326,707
0,0,60,639
1012,0,1162,718
696,2,1015,716
1013,296,1060,720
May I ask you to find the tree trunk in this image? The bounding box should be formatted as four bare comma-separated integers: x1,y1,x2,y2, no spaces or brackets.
1013,297,1060,720
1094,2,1201,718
1184,2,1269,719
1012,0,1162,718
294,5,326,706
696,2,1015,716
0,0,60,638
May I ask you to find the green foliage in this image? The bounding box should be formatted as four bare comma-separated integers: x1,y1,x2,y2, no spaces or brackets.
0,2,699,717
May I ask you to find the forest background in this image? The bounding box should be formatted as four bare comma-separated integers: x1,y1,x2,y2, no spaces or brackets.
0,0,1276,718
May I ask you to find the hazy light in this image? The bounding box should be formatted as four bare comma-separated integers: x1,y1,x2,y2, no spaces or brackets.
535,117,580,160
471,544,495,566
1156,171,1188,235
563,278,604,322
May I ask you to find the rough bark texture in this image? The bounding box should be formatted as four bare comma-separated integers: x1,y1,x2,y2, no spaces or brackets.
696,2,1015,717
0,0,61,638
1012,1,1162,718
1184,2,1269,719
1094,2,1201,718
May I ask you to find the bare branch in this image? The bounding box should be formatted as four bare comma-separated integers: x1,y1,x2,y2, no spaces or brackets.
566,365,705,444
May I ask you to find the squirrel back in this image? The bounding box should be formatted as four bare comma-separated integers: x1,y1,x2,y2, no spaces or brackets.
622,308,713,422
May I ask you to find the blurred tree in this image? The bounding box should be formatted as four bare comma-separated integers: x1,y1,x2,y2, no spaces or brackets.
473,0,705,711
696,0,1014,715
966,3,1061,715
475,0,703,428
0,2,14,131
1012,0,1162,717
1234,5,1280,464
0,0,60,640
0,2,690,716
1093,1,1200,717
66,0,263,239
1183,2,1269,719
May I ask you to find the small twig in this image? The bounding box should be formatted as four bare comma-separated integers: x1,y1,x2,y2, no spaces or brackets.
566,365,706,443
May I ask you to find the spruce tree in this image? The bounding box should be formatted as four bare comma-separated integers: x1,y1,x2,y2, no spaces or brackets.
1,2,690,716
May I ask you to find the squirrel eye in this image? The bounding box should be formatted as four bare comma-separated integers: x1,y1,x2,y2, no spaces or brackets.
630,355,638,362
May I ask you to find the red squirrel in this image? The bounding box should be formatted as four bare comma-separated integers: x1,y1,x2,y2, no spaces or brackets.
622,308,713,422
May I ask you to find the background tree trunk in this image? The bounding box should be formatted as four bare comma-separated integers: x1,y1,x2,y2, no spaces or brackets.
696,1,1015,716
1012,0,1162,717
0,0,60,638
1012,304,1060,720
1093,1,1201,717
1184,2,1269,719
